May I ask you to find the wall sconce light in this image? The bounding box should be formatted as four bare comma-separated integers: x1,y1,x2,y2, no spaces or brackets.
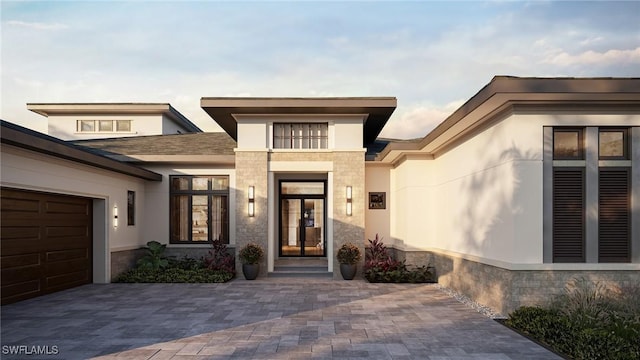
346,186,353,216
113,205,119,228
248,186,255,217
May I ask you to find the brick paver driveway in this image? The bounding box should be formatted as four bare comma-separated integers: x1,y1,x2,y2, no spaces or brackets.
1,278,560,359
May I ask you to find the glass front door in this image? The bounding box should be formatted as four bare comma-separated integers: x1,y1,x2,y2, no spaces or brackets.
280,182,326,257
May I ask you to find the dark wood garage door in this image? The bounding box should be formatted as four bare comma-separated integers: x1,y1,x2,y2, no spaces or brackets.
1,188,92,305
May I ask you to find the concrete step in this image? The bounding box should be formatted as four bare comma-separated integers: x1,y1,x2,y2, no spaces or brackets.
271,258,331,277
268,270,333,278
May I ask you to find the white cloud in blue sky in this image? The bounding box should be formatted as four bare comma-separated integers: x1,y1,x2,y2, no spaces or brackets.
2,1,639,138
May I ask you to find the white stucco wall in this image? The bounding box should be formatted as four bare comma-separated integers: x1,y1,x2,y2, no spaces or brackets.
390,111,640,267
364,165,392,244
334,118,365,149
48,114,162,140
237,121,268,149
161,114,196,135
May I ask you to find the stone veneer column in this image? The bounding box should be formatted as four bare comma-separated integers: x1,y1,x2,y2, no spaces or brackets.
235,151,269,277
332,151,366,279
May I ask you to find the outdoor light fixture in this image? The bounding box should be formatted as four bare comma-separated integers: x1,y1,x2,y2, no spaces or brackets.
113,205,119,228
248,186,255,217
346,186,353,216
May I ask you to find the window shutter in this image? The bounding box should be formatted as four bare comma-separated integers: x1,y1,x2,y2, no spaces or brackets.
599,168,631,262
553,168,585,262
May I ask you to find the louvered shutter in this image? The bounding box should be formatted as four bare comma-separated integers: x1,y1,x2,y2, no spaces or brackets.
553,168,585,262
599,168,631,262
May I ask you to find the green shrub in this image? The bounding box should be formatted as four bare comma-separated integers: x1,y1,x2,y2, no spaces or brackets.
115,267,234,283
507,279,640,360
238,242,264,264
136,241,169,270
364,234,435,283
336,243,362,265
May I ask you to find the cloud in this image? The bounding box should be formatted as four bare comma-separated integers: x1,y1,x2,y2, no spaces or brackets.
380,101,464,140
544,47,640,66
6,20,68,30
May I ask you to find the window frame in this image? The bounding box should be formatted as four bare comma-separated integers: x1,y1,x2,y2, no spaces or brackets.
598,128,629,160
76,120,132,133
273,122,328,149
553,128,584,160
169,175,229,244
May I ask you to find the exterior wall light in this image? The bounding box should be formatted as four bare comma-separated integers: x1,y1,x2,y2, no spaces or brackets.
248,186,255,217
113,205,119,228
346,186,353,216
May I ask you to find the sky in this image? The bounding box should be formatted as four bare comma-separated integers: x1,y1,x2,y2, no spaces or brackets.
1,0,639,139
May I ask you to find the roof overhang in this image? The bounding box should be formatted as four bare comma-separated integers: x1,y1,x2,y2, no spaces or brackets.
376,77,640,164
200,97,397,145
27,103,201,132
1,120,163,181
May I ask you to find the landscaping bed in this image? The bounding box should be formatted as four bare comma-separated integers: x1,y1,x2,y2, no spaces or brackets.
504,278,640,360
364,235,436,283
114,240,235,283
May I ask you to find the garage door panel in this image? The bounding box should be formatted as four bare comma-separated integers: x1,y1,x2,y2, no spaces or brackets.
46,226,90,238
1,253,41,269
46,248,89,262
1,264,41,284
1,237,41,256
1,188,92,305
45,200,89,215
0,196,40,213
0,226,41,240
1,280,41,303
46,270,90,290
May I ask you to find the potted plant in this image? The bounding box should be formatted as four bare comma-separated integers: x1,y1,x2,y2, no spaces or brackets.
238,242,264,280
336,242,362,280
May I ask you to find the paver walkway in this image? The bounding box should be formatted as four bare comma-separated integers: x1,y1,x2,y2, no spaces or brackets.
1,278,561,359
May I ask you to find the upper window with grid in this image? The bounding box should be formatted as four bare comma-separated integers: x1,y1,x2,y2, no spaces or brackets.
77,120,132,133
273,123,328,149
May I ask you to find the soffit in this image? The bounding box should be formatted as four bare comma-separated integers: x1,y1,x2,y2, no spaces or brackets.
200,97,397,145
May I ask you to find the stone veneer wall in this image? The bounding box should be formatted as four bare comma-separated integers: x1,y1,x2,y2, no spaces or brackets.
267,150,365,278
331,151,366,279
393,247,639,315
110,248,146,280
235,151,269,276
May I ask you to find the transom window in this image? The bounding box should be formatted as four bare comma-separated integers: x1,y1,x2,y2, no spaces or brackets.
273,123,328,149
599,128,628,160
553,128,584,160
170,176,229,244
77,120,131,133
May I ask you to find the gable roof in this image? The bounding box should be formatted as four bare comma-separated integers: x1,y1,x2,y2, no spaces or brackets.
200,97,397,145
27,103,202,133
0,120,162,181
376,76,640,163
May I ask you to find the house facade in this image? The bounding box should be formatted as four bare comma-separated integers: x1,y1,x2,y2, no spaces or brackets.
2,76,638,314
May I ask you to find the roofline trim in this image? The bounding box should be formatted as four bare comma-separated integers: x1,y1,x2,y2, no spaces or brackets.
26,103,201,133
0,120,163,181
376,77,640,162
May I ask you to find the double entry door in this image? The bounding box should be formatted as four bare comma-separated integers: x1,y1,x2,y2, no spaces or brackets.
279,181,326,257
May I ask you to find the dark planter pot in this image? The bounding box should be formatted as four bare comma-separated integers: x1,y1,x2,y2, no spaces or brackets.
242,263,260,280
339,263,357,280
